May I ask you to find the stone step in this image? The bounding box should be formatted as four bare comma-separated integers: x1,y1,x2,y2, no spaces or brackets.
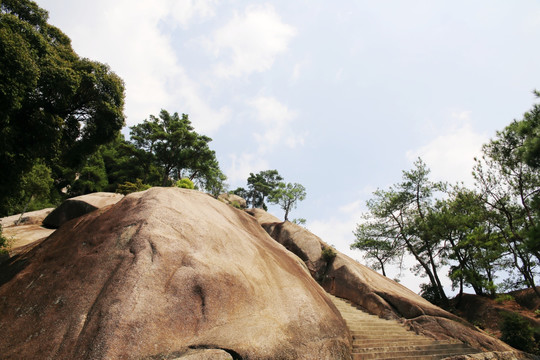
347,324,406,329
352,347,474,360
352,354,464,360
349,327,418,336
328,293,480,360
352,338,438,346
354,343,472,353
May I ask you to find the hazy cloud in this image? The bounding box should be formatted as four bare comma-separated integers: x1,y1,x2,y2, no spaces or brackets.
205,4,296,78
41,0,227,130
227,153,270,184
248,96,302,153
406,113,488,186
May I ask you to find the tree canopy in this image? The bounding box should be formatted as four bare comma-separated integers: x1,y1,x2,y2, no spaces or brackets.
268,182,306,221
233,170,306,221
0,0,125,215
352,93,540,301
129,110,226,192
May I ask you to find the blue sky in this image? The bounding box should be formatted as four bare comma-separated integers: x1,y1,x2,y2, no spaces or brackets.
36,0,540,292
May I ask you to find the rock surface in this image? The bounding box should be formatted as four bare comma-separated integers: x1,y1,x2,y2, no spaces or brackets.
217,193,247,209
172,348,234,359
42,192,123,228
250,212,514,353
2,224,55,251
444,351,538,360
0,188,351,360
0,208,54,228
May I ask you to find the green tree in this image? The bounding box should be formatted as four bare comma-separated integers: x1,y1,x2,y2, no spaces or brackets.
268,182,306,221
500,312,537,353
516,90,540,169
352,159,449,305
14,160,53,224
352,219,400,277
473,105,540,296
428,187,504,299
197,166,227,197
129,110,224,188
100,134,160,191
245,170,283,209
69,152,108,196
0,0,125,215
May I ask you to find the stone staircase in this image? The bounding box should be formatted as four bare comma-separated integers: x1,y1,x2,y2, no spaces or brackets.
328,294,480,360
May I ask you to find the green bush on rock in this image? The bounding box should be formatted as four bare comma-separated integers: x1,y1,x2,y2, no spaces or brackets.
500,312,538,354
175,178,195,189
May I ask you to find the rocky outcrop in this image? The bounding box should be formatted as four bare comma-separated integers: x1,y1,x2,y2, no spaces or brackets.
0,208,54,228
0,188,351,360
218,193,247,209
42,192,123,228
259,217,328,280
445,351,539,360
250,212,514,353
172,349,234,359
2,225,54,252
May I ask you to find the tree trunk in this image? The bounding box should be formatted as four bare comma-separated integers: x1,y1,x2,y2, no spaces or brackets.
15,195,34,226
425,241,448,305
379,259,387,277
456,278,464,308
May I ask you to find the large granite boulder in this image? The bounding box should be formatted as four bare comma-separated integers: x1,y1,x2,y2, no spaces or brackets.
42,192,123,228
251,213,514,353
2,225,55,252
0,208,54,228
0,188,351,360
217,193,247,209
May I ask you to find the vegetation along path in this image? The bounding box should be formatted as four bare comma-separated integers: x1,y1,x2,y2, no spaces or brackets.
328,294,480,360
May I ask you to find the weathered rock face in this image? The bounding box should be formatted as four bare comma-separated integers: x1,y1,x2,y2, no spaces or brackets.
251,213,514,353
445,351,538,360
2,224,55,251
0,208,54,228
260,219,328,280
42,192,123,228
217,193,247,209
0,188,351,360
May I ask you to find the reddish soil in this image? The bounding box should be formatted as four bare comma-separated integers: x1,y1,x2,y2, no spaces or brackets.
451,288,540,339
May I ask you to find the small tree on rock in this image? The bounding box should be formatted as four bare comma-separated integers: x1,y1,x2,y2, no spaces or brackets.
269,182,306,221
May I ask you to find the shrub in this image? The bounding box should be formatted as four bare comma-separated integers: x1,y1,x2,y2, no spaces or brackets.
419,283,443,306
116,179,151,195
321,246,337,262
230,200,243,209
500,312,537,353
495,294,515,303
175,178,194,189
0,225,11,255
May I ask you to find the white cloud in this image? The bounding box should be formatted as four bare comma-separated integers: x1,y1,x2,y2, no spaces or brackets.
406,113,488,186
227,153,270,184
310,216,359,259
309,198,366,261
248,96,304,153
204,4,296,78
40,0,227,131
291,63,302,84
335,67,345,82
338,200,363,214
166,0,217,28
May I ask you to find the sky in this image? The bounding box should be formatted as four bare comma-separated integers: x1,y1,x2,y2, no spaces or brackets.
36,0,540,293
